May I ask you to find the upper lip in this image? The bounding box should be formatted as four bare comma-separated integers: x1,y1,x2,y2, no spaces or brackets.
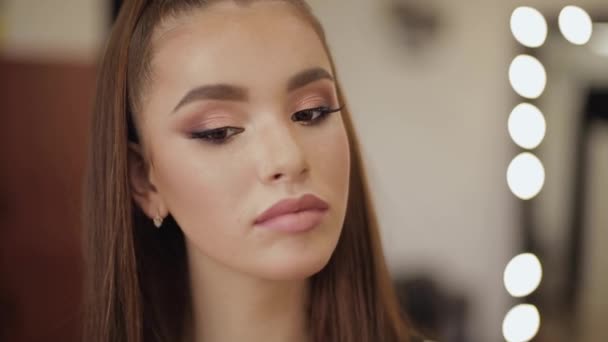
254,193,329,224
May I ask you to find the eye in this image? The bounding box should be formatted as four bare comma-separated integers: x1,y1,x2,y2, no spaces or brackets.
291,106,343,126
190,126,245,145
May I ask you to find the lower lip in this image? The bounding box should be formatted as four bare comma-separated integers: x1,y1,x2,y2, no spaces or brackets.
254,209,328,233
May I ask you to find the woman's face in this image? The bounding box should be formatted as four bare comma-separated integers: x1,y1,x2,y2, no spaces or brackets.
134,1,350,280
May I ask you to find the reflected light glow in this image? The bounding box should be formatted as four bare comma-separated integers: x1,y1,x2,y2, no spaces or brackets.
507,152,545,200
509,55,546,99
508,103,546,149
503,304,541,342
559,6,593,45
504,253,543,297
510,7,548,48
590,23,608,57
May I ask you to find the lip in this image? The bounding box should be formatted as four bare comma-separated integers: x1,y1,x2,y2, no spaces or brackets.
254,193,330,232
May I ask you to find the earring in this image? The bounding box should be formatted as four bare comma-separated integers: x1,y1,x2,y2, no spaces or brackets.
153,215,164,228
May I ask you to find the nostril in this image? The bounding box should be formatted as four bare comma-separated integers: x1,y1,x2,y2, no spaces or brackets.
272,173,283,180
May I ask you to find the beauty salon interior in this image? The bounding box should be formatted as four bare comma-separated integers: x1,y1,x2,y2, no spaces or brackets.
1,0,607,341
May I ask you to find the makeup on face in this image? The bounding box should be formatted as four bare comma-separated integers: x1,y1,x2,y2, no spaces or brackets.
138,1,351,282
253,193,330,233
170,69,342,146
171,67,335,114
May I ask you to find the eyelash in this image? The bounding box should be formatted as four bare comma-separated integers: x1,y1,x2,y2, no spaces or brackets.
189,105,343,145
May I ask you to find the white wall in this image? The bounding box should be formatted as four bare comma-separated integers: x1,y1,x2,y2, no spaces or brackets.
0,0,107,62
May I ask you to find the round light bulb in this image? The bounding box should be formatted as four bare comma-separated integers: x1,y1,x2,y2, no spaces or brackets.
508,103,546,149
503,304,541,342
511,7,548,48
559,6,593,45
507,152,545,200
504,253,543,297
509,55,546,99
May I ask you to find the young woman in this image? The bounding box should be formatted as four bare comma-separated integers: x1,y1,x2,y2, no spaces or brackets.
83,0,425,341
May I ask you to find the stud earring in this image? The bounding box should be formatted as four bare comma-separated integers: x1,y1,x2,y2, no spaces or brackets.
153,215,164,228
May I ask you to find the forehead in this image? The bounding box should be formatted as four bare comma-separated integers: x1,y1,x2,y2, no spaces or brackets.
149,1,331,88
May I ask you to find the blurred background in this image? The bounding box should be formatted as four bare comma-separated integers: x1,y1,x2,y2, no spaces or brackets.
0,0,606,341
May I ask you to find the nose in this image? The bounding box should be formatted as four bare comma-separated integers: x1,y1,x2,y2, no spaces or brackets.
256,118,309,184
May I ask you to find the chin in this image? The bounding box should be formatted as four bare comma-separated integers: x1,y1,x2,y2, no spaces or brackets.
257,242,336,281
246,218,343,281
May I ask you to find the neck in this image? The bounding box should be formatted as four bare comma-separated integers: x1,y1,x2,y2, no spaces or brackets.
184,243,310,342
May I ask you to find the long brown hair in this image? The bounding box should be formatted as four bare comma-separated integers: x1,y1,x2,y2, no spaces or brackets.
83,1,413,341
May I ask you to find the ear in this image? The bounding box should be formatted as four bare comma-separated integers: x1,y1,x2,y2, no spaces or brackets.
128,142,168,220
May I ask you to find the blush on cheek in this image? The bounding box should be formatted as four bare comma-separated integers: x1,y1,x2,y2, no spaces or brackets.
154,139,256,235
334,121,351,174
317,120,350,209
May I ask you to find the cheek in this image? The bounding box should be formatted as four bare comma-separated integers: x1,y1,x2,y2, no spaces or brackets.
302,117,351,248
314,118,351,203
152,142,255,255
147,118,351,280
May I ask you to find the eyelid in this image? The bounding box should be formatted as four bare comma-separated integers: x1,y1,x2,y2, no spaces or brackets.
180,107,241,132
178,100,244,117
291,86,337,108
295,93,326,104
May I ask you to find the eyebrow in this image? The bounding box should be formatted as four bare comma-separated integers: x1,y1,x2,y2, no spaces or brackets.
171,67,334,113
287,67,334,92
172,84,247,113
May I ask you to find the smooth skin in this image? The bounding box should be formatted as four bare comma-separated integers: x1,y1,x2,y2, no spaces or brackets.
128,2,351,342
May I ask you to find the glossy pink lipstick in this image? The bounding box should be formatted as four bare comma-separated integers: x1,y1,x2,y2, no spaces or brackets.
254,194,329,232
